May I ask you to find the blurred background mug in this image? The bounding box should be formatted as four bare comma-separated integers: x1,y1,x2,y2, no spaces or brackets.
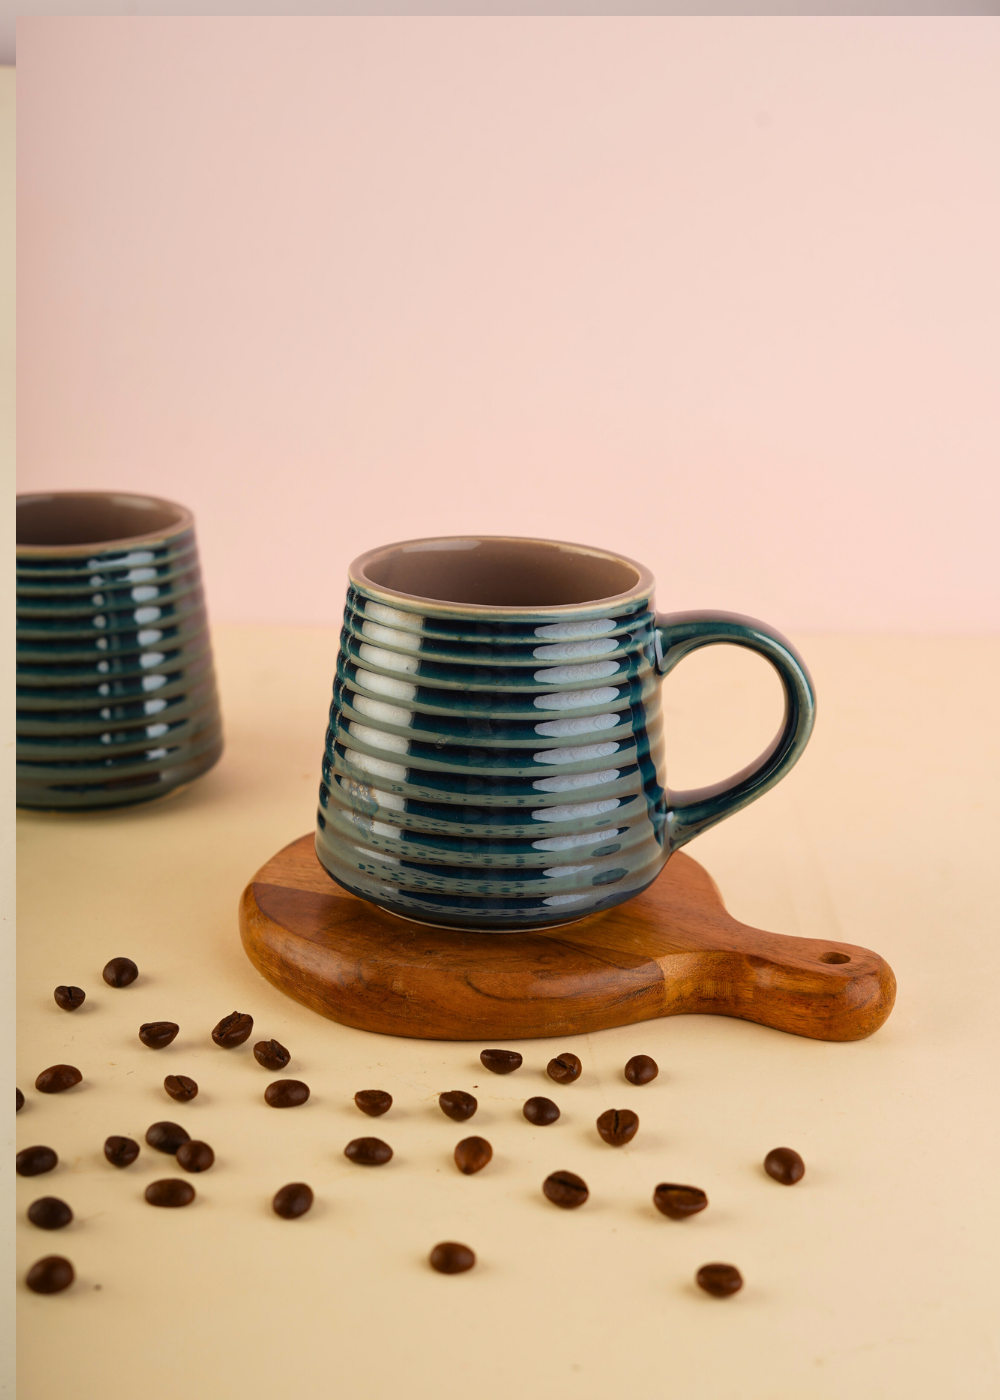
316,535,815,931
16,491,224,810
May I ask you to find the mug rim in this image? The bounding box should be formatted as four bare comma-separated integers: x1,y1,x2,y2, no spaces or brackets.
16,491,195,556
350,534,654,615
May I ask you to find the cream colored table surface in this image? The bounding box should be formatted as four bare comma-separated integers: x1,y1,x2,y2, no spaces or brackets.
16,628,1000,1400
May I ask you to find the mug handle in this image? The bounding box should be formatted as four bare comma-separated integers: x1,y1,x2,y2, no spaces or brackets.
655,610,816,850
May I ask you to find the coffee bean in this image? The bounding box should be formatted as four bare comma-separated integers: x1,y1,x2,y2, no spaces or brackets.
145,1178,195,1208
264,1079,310,1108
253,1039,290,1071
139,1022,179,1050
17,1146,58,1177
35,1064,82,1094
764,1147,805,1185
104,1135,139,1168
596,1108,639,1146
429,1242,475,1274
624,1054,658,1085
27,1197,73,1230
16,1087,24,1111
355,1089,392,1117
546,1052,582,1084
26,1256,74,1294
439,1090,477,1122
145,1121,190,1154
344,1137,392,1166
212,1011,253,1048
542,1170,589,1208
480,1048,522,1074
103,957,138,988
454,1136,492,1175
696,1263,743,1297
653,1183,708,1219
176,1140,214,1173
273,1182,314,1219
53,986,85,1012
164,1074,198,1102
523,1096,560,1126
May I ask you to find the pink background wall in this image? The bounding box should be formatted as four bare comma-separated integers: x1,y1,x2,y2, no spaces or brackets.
17,17,1000,630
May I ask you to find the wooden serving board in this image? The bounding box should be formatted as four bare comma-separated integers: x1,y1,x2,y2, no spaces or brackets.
239,835,896,1042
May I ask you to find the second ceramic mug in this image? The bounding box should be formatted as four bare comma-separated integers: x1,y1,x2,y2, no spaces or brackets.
316,536,815,931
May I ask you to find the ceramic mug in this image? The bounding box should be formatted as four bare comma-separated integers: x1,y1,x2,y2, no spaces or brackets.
316,535,814,931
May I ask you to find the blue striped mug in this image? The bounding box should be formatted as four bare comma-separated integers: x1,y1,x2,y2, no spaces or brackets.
316,536,814,931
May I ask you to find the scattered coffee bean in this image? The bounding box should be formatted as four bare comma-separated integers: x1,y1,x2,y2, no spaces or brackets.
344,1137,392,1166
26,1256,74,1294
53,986,86,1012
273,1182,314,1219
523,1096,560,1126
145,1178,195,1208
27,1197,73,1230
16,1087,24,1111
17,1146,58,1177
176,1140,214,1173
103,957,138,988
139,1022,179,1050
253,1039,290,1071
145,1121,190,1154
454,1136,493,1175
439,1090,477,1122
696,1263,743,1297
624,1054,658,1085
355,1089,392,1116
596,1108,639,1146
35,1064,82,1094
212,1011,254,1048
543,1170,589,1208
264,1079,310,1108
654,1183,708,1219
164,1074,198,1103
764,1146,805,1185
429,1242,475,1274
480,1048,522,1074
547,1052,582,1084
104,1135,139,1168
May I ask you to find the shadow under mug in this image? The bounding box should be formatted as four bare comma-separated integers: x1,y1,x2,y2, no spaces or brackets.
17,491,224,810
316,535,815,931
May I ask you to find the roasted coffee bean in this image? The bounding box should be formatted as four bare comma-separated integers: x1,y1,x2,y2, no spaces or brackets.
439,1090,477,1122
145,1178,195,1208
523,1096,560,1126
480,1048,522,1074
139,1022,179,1050
17,1146,58,1177
104,1135,139,1168
429,1241,475,1274
344,1137,392,1166
27,1197,73,1230
103,957,138,988
26,1256,74,1294
145,1121,190,1154
212,1011,254,1048
764,1146,805,1185
264,1079,310,1108
273,1182,314,1219
654,1183,708,1219
542,1170,589,1208
16,1087,24,1111
253,1039,290,1071
53,986,85,1012
696,1263,743,1297
355,1089,392,1117
547,1052,582,1084
164,1074,198,1103
624,1054,658,1085
176,1140,214,1173
35,1064,82,1094
454,1136,492,1175
596,1108,639,1146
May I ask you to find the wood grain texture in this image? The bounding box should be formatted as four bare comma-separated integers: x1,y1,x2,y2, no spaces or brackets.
239,834,896,1042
